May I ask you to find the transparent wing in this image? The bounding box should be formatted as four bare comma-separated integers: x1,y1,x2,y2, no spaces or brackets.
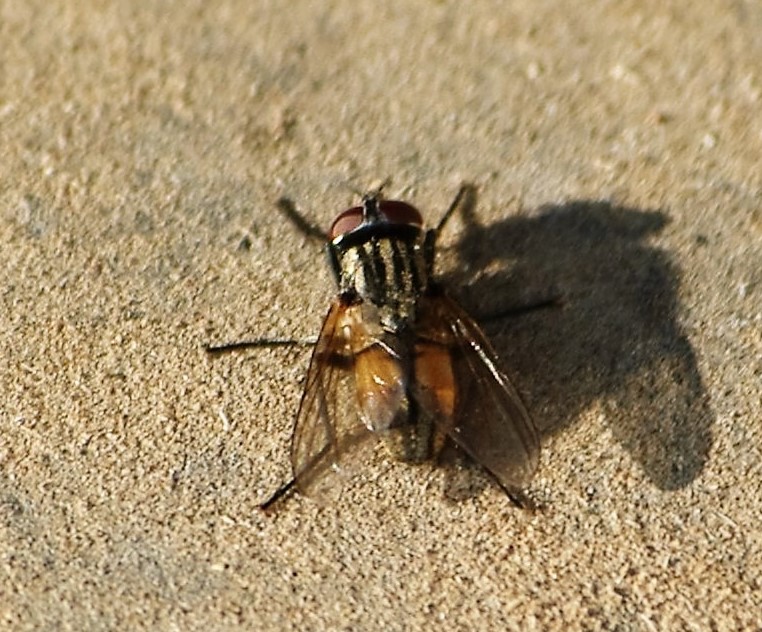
417,293,540,490
290,300,376,502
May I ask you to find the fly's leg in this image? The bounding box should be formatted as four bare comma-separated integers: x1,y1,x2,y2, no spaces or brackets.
205,338,317,354
424,183,477,276
423,183,564,320
205,194,327,354
275,197,328,242
259,479,296,512
438,441,541,511
204,337,313,512
433,183,477,238
497,483,540,512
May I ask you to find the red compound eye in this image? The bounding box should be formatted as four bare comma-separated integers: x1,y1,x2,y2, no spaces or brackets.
329,206,364,239
329,200,423,240
378,201,423,227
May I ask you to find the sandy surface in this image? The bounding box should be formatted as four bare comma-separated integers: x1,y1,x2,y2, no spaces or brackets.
2,1,761,630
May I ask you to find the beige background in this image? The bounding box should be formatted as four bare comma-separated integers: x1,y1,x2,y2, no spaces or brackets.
2,1,760,630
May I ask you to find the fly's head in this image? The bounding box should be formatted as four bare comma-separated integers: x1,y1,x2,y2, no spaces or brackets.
326,193,431,327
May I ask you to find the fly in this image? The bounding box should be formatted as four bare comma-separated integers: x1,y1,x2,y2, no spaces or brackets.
207,185,543,511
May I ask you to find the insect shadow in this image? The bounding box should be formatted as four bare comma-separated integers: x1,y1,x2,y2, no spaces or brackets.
442,193,714,493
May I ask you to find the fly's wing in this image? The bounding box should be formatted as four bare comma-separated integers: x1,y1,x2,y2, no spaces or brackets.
290,300,376,502
417,293,540,491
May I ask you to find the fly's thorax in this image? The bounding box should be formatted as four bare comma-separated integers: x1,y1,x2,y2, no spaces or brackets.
329,229,429,329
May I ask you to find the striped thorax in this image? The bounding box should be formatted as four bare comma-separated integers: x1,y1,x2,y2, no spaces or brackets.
327,194,430,332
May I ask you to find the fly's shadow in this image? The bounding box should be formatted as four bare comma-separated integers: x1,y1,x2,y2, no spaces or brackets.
440,190,713,491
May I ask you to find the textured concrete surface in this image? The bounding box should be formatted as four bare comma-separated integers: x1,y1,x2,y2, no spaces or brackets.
1,1,760,630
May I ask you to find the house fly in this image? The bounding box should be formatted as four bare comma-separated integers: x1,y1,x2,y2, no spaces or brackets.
207,185,541,510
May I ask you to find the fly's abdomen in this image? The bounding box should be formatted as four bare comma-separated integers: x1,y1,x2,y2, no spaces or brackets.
353,335,454,464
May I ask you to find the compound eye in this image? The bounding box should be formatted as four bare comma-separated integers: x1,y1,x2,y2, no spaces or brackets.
329,200,425,240
378,201,423,227
329,206,364,240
